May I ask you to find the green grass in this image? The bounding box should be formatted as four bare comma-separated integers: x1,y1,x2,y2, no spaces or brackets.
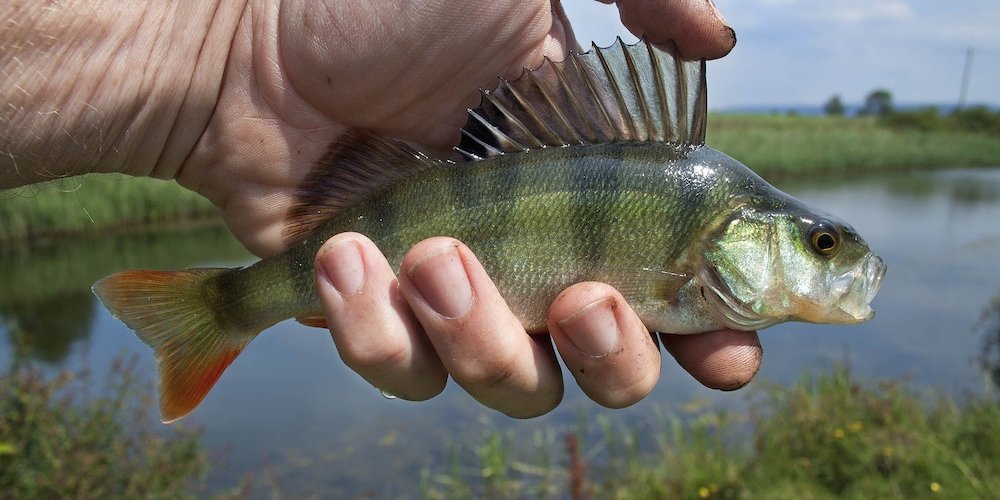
0,174,218,243
421,368,1000,499
708,114,1000,177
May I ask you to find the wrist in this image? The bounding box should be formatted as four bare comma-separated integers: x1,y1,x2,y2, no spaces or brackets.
0,0,247,188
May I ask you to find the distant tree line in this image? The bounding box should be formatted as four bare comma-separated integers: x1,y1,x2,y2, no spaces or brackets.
823,90,1000,135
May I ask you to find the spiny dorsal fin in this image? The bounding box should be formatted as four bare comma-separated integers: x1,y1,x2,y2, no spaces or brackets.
284,129,436,244
456,38,707,160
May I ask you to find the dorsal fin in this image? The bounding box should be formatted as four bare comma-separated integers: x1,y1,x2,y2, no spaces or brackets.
283,129,435,244
456,38,707,160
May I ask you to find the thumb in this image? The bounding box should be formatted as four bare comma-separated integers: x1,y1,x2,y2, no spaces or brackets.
611,0,736,59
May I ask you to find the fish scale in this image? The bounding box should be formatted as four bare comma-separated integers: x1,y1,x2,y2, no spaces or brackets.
92,39,885,423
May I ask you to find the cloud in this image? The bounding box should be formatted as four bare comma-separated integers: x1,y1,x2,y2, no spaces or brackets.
823,0,914,24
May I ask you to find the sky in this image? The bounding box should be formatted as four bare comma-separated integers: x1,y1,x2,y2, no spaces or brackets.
564,0,1000,110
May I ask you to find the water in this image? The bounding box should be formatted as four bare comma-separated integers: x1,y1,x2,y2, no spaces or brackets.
3,168,999,495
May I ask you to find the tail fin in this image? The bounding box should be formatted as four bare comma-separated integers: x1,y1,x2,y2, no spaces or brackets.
93,269,254,423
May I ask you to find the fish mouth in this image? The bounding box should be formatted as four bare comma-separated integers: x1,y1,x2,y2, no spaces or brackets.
697,266,782,331
697,253,887,329
826,253,886,323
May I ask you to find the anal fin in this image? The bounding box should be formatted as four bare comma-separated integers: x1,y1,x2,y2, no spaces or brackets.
296,315,329,329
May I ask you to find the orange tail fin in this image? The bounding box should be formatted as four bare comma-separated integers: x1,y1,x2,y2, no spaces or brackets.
93,269,254,423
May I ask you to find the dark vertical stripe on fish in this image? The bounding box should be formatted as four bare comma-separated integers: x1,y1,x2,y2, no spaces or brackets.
373,194,399,244
571,145,623,266
449,166,480,221
472,161,523,277
663,159,711,262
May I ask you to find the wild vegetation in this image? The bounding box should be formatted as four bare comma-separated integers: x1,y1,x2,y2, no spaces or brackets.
3,355,995,498
0,342,208,498
421,368,1000,499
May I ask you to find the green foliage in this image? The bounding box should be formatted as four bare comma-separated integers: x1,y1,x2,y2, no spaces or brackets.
0,174,218,243
881,107,944,132
423,368,1000,498
951,106,1000,134
883,106,1000,136
860,89,895,117
745,370,999,499
0,346,209,498
708,114,1000,176
823,94,846,116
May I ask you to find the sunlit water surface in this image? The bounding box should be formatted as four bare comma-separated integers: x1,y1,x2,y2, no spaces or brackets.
2,168,998,495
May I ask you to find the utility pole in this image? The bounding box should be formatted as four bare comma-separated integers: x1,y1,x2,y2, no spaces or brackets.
958,48,974,109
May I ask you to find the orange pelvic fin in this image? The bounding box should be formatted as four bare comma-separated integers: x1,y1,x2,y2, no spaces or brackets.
93,268,256,423
296,315,329,329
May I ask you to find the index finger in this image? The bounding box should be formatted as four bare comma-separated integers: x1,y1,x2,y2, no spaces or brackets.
610,0,737,59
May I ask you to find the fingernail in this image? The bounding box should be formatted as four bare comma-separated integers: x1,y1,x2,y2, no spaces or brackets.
557,297,620,357
317,238,364,297
407,244,473,319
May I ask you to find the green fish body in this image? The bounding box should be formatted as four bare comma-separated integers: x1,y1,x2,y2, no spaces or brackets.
94,40,885,422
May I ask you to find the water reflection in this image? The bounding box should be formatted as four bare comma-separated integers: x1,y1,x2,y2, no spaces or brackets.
0,291,94,363
0,224,250,363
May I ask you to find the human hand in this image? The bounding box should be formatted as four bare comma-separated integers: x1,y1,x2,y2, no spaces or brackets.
172,0,736,256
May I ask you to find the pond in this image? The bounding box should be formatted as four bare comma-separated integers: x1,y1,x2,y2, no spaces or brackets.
2,167,999,495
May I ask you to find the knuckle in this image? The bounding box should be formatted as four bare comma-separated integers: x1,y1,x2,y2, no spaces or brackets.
595,376,656,409
452,347,520,389
339,342,410,373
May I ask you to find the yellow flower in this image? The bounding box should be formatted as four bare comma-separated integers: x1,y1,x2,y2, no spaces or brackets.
882,447,894,457
833,428,846,439
848,421,863,432
929,482,942,493
698,486,711,498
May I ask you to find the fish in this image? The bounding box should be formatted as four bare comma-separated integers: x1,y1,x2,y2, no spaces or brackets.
93,39,886,423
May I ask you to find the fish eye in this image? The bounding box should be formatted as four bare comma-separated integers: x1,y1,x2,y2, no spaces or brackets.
808,220,841,256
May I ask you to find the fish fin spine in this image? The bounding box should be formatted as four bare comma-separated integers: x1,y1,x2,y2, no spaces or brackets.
92,269,254,423
456,38,708,159
284,129,437,244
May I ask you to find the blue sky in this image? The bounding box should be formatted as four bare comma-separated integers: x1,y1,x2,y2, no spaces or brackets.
564,0,1000,110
